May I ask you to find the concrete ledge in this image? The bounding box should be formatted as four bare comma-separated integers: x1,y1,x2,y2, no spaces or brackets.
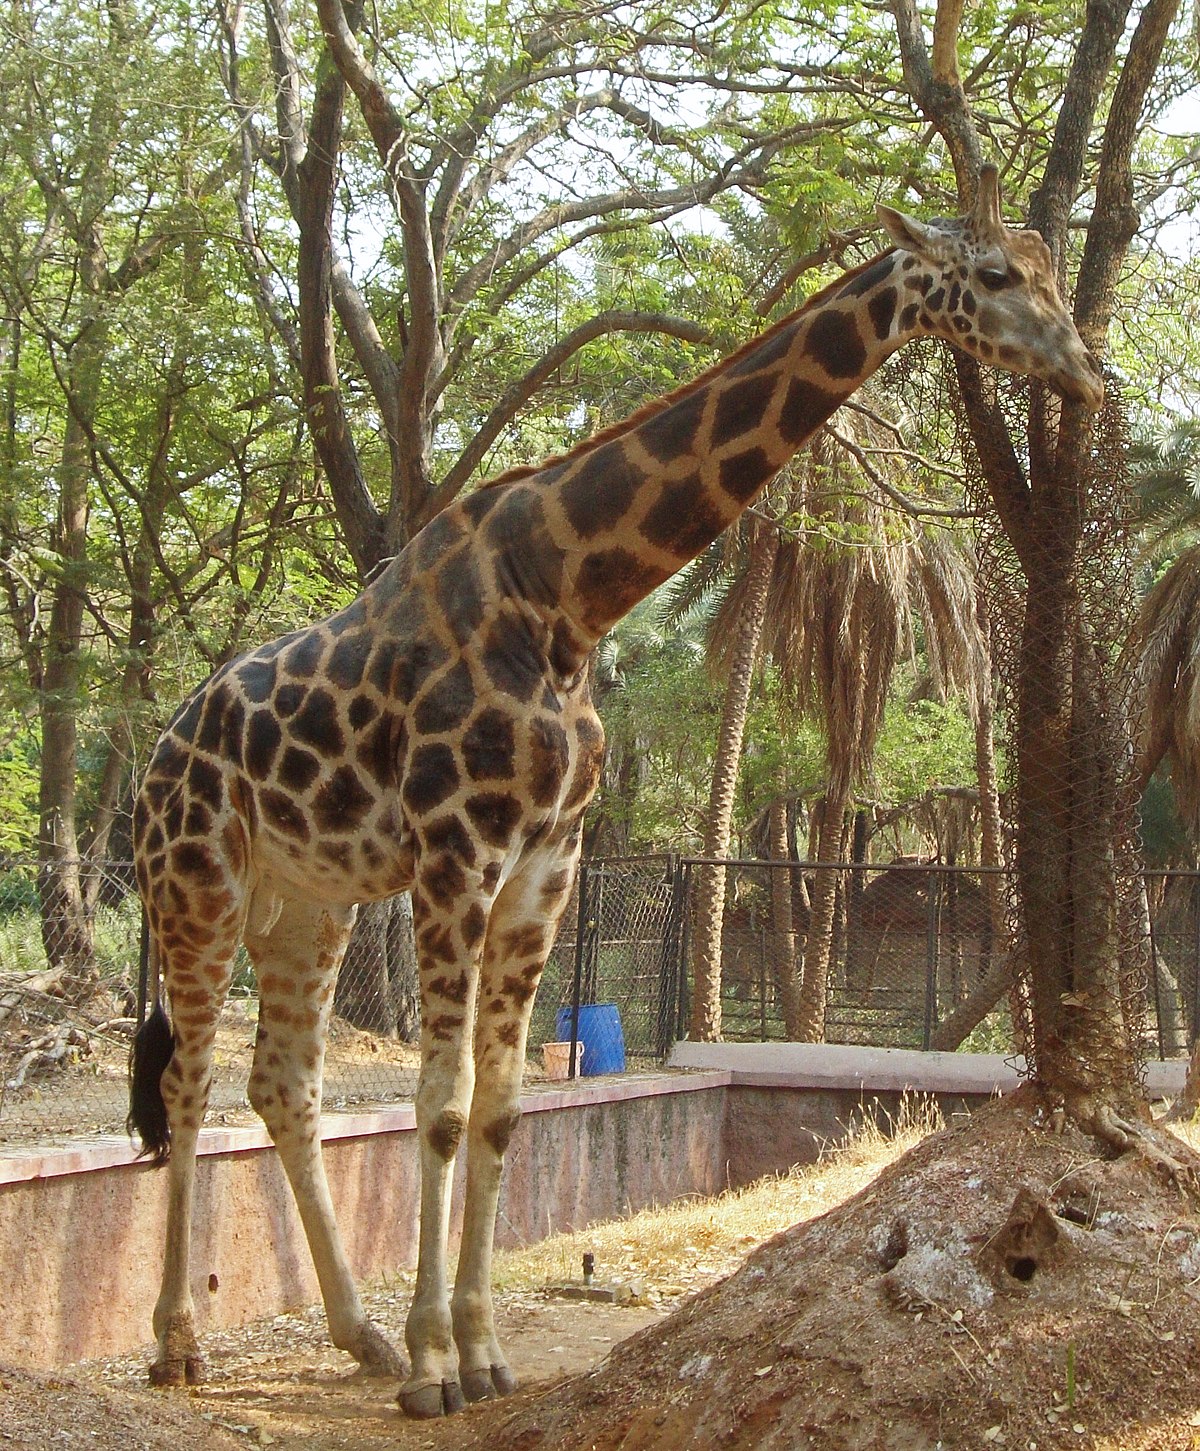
669,1040,1189,1099
0,1072,730,1189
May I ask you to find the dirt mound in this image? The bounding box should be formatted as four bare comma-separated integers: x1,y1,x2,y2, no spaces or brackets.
0,1362,242,1450
481,1092,1200,1450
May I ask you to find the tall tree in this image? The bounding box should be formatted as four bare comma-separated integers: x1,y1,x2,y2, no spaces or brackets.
0,0,320,986
891,0,1185,1127
216,0,867,569
689,512,779,1041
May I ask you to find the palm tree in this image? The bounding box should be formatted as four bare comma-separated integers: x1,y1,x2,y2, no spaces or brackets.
1125,418,1200,817
1112,420,1200,1075
761,428,911,1039
686,512,780,1040
678,404,992,1042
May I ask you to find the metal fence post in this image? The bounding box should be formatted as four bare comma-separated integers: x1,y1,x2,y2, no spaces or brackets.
922,867,941,1051
655,854,685,1061
570,860,589,1079
759,922,767,1042
676,860,693,1038
1147,902,1165,1062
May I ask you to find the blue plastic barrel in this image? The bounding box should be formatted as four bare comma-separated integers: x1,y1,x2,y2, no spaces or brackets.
554,1003,625,1076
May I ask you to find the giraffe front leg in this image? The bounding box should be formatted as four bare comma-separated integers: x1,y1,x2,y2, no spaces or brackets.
401,1072,471,1419
399,868,491,1419
452,846,580,1404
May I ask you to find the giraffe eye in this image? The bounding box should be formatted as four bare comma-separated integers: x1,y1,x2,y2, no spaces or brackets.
978,266,1010,291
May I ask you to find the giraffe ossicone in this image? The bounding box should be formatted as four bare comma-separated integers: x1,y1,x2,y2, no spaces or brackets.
128,167,1101,1418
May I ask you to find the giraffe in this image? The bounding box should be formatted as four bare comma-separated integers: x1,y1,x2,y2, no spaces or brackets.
128,166,1103,1419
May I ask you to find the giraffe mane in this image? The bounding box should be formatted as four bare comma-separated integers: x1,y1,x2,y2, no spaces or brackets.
479,249,896,490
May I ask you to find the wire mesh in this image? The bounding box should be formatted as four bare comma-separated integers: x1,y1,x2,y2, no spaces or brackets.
953,357,1149,1090
0,853,1185,1147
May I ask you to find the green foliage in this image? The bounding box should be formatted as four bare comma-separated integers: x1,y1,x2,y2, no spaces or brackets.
1140,772,1194,869
873,696,976,805
0,0,1197,865
593,628,979,857
957,1010,1014,1056
0,750,39,856
0,867,38,918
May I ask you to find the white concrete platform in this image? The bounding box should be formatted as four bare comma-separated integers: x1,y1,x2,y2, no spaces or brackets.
669,1040,1189,1099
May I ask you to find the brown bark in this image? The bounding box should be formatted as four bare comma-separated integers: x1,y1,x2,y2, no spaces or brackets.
929,957,1012,1051
38,319,99,985
768,797,803,1037
796,793,849,1041
972,604,1007,939
35,5,129,986
891,0,1176,1117
293,38,388,578
689,520,778,1041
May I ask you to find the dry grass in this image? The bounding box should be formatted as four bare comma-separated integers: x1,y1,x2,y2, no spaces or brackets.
491,1091,944,1306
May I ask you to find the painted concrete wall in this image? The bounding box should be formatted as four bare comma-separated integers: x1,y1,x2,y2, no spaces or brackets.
0,1074,728,1369
0,1046,1185,1371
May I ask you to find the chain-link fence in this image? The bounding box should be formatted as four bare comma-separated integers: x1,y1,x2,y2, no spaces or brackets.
1,854,1192,1146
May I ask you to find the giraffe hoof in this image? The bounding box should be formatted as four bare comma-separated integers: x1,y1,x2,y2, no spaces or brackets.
148,1355,205,1388
398,1379,466,1419
462,1364,517,1403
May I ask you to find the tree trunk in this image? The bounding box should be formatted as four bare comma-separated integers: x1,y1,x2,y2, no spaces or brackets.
689,519,778,1040
893,0,1177,1134
842,807,870,994
796,790,849,1041
388,891,421,1042
335,900,398,1035
333,893,421,1039
929,957,1014,1051
973,602,1007,944
38,319,105,989
768,796,803,1037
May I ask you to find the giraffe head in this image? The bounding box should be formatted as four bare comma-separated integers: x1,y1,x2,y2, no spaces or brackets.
878,165,1104,411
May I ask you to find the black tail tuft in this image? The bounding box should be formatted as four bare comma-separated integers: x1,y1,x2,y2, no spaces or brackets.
127,1002,175,1164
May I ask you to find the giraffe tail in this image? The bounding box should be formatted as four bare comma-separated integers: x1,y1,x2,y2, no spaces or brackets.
127,1000,174,1165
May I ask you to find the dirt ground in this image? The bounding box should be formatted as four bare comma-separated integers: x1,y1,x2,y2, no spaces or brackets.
11,1092,1200,1449
2,1296,660,1450
185,1300,661,1449
483,1092,1200,1451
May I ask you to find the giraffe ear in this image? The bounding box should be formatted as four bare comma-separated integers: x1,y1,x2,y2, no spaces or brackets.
876,204,951,261
970,164,1004,234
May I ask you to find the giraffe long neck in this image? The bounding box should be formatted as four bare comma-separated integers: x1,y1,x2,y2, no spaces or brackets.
534,249,918,646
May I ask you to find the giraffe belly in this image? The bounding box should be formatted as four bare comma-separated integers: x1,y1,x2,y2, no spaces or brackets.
246,792,416,908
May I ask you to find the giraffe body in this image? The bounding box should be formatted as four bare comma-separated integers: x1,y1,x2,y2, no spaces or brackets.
130,168,1102,1417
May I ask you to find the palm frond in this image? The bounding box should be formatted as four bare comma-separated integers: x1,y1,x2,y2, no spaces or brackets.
1126,543,1200,829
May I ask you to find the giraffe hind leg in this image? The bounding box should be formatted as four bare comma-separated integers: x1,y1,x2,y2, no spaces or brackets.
245,895,405,1378
450,844,580,1406
145,936,238,1387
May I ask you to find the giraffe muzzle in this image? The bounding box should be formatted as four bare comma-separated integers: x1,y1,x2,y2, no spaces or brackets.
1056,350,1105,413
